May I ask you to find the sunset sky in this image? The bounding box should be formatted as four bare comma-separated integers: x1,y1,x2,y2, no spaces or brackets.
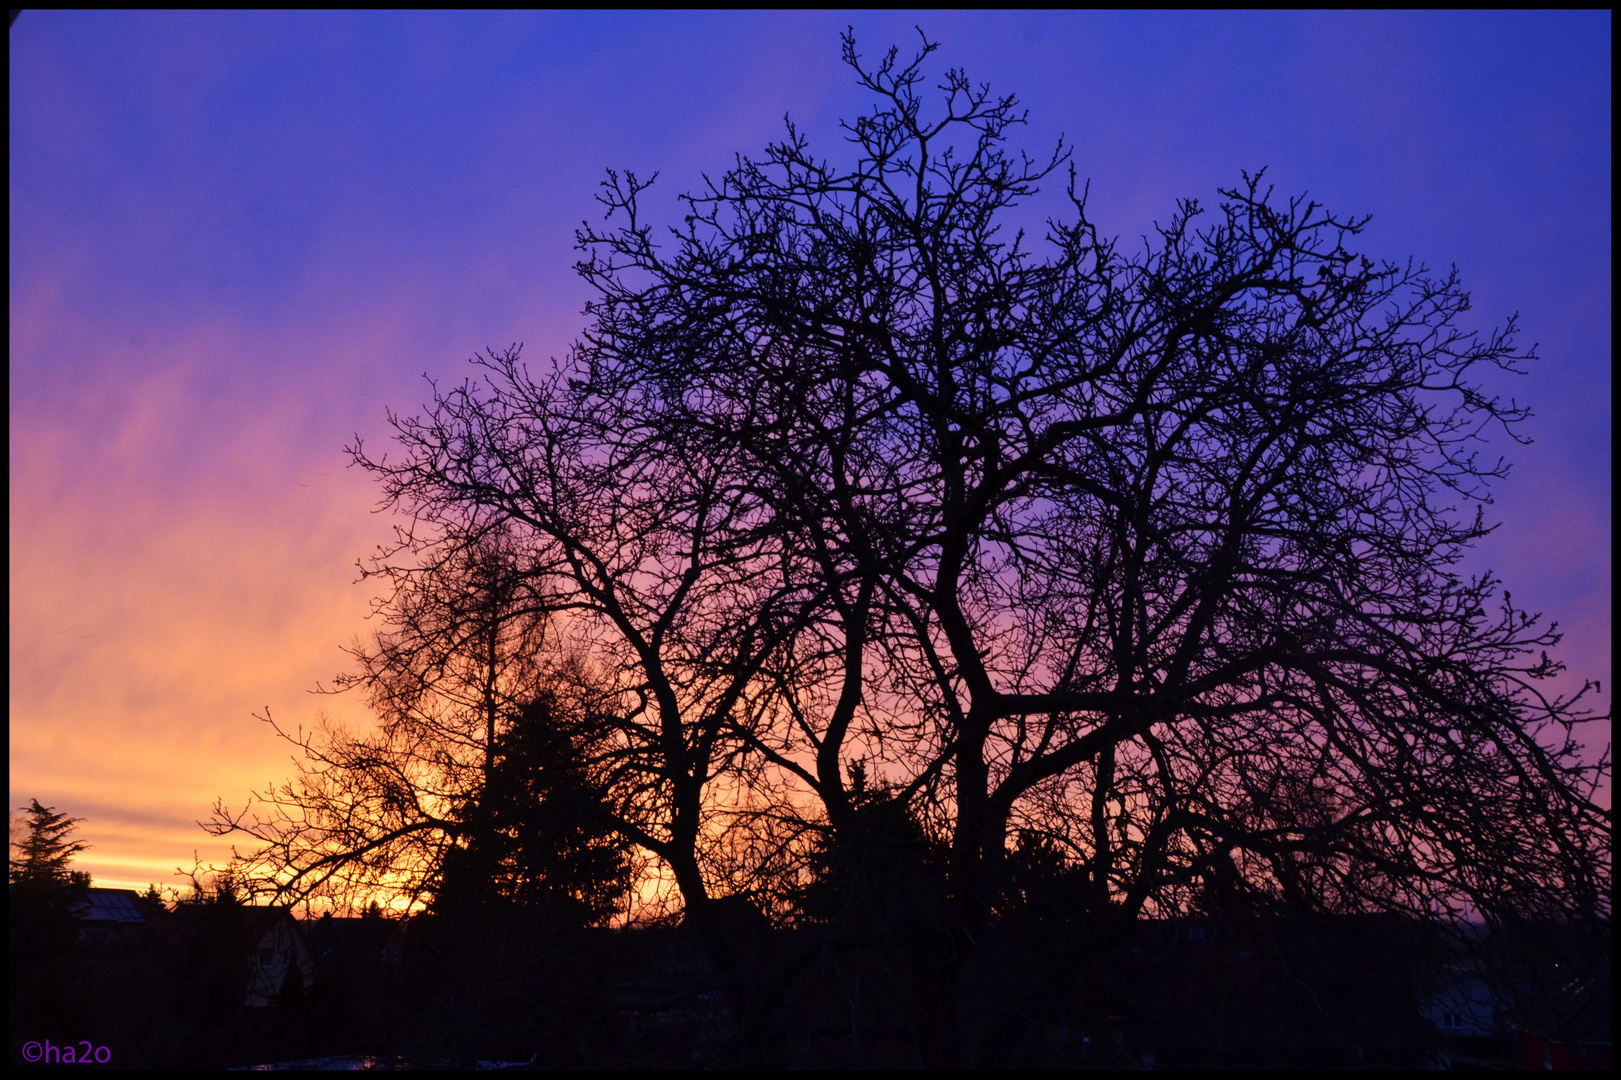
10,11,1610,892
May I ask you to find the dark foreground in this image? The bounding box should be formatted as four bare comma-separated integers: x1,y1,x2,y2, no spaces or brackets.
9,889,1610,1070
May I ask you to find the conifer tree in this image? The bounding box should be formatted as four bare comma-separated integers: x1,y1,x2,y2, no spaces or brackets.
9,798,90,889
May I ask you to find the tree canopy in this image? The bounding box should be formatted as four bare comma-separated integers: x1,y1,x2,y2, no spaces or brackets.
208,30,1609,1057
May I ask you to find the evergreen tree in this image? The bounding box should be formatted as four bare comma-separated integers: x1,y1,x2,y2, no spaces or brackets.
8,799,92,1055
9,798,90,888
438,694,630,923
413,694,630,1064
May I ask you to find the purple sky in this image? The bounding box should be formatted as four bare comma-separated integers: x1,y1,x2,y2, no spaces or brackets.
10,11,1610,890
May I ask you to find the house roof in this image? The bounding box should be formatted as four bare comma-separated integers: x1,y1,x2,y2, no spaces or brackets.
151,902,308,954
69,887,147,925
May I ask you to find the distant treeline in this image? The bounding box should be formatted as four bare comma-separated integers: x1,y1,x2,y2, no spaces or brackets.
8,800,1609,1068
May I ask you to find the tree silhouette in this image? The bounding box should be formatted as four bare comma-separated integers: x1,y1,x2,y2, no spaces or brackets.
558,28,1609,941
8,798,93,1056
208,29,1609,1064
435,694,631,923
10,798,90,889
207,530,554,909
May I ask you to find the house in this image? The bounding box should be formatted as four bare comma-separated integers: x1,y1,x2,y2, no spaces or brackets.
1505,977,1612,1071
154,904,317,1008
241,907,317,1008
1411,921,1612,1070
1421,969,1496,1038
69,886,149,947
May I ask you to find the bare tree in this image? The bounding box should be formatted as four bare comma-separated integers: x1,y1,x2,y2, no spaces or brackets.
333,344,840,989
209,29,1607,1063
207,529,565,909
571,29,1609,945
